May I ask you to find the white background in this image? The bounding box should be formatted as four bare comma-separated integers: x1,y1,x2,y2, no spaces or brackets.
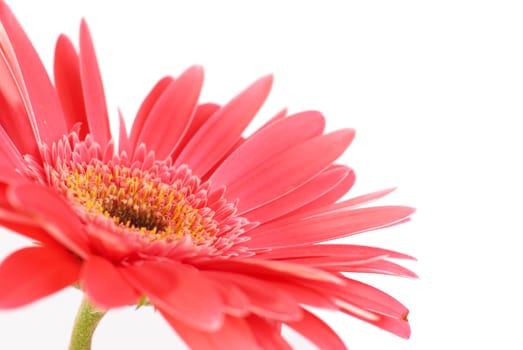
1,1,523,349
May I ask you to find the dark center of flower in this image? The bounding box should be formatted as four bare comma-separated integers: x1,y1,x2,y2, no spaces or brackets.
52,160,214,242
104,197,167,232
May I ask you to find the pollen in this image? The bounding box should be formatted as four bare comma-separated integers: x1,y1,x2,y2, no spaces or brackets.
52,159,213,243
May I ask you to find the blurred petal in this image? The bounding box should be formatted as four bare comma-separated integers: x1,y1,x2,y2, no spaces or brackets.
0,1,67,155
247,315,293,350
207,277,250,317
0,122,26,174
267,281,338,310
0,208,61,248
0,246,80,308
7,184,90,258
0,53,37,158
81,256,140,308
164,314,261,350
205,270,303,322
121,261,224,331
287,308,348,350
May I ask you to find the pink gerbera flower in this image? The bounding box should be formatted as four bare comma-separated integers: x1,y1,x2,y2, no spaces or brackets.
0,2,415,349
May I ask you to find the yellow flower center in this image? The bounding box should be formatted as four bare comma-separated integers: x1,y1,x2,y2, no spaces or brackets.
56,162,213,242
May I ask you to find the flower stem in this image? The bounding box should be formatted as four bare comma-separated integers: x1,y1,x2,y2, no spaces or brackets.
68,296,106,350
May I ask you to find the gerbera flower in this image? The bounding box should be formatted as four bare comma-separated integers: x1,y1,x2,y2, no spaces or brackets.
0,2,415,349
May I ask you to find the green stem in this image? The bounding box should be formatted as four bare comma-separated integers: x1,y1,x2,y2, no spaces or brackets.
68,296,106,350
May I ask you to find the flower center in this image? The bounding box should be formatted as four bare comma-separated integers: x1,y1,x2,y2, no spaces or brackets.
52,159,214,243
37,133,251,257
31,133,251,257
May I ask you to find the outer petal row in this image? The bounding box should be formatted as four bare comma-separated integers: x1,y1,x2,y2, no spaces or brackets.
0,1,67,157
174,75,273,176
248,205,415,249
132,65,204,160
121,260,224,331
0,246,80,308
226,129,355,213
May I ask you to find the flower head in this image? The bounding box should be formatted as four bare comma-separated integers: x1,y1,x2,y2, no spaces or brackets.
0,2,415,349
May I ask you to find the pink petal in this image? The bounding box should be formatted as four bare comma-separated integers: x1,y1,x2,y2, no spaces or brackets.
277,254,386,268
207,278,250,317
209,110,326,189
200,259,343,285
336,297,411,339
367,314,411,339
0,50,36,157
257,244,415,261
202,137,245,180
0,2,67,155
81,255,139,309
82,224,138,261
0,184,57,247
204,271,303,322
79,20,111,147
54,34,89,138
0,246,80,308
0,124,26,172
323,283,412,338
288,167,356,216
301,188,398,218
226,129,355,213
175,75,273,177
170,103,220,160
275,254,416,278
0,209,61,248
7,184,91,258
243,165,351,223
339,187,397,208
199,140,249,184
248,206,415,249
311,276,409,320
254,108,287,132
129,76,174,153
121,261,224,331
117,108,130,154
324,259,419,278
247,315,293,350
267,281,338,310
0,217,54,246
163,313,261,350
286,308,348,350
134,65,203,160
